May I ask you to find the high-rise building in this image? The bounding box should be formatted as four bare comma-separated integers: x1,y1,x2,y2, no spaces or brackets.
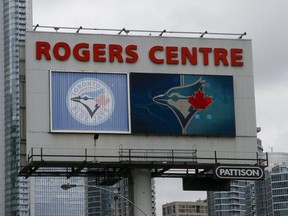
207,180,246,216
266,152,288,169
240,151,288,216
162,200,208,216
87,177,116,216
0,0,32,215
0,0,5,213
265,162,288,215
207,151,288,216
30,177,86,216
207,129,265,216
254,152,288,216
87,177,156,216
244,181,256,216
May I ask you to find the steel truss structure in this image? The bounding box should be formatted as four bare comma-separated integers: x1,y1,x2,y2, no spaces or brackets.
19,148,268,186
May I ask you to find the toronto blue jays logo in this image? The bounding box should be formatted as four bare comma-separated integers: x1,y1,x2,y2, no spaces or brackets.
153,78,212,133
66,77,114,126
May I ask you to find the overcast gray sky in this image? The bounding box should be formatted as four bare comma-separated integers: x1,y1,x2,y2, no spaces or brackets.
33,0,288,214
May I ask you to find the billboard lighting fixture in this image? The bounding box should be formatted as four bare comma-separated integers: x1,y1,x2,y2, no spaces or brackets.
54,27,59,32
118,28,130,35
33,24,39,31
94,134,99,140
200,31,208,38
93,134,99,162
31,25,247,39
159,29,166,36
238,32,247,39
76,26,82,33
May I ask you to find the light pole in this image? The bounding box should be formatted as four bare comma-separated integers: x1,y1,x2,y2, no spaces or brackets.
61,183,148,216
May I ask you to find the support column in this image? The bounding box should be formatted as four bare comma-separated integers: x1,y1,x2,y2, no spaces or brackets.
129,169,152,216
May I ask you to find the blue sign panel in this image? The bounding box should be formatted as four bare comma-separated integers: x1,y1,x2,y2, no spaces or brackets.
130,73,235,136
50,71,130,133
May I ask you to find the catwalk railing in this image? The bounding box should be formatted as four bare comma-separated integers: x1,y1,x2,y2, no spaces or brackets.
24,147,268,166
19,147,268,179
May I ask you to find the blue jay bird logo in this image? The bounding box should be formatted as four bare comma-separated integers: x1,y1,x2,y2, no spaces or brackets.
66,78,114,126
153,78,212,133
70,89,104,118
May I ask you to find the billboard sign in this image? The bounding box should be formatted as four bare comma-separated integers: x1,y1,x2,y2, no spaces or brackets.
50,71,130,133
130,73,235,136
25,31,257,166
214,166,264,180
50,71,234,136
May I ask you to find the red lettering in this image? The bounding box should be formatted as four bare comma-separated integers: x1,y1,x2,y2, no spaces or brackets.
53,42,71,61
149,46,164,64
73,43,90,62
93,44,106,62
181,47,197,65
125,45,138,63
199,47,212,65
214,48,229,66
231,48,244,66
166,46,179,64
109,44,123,63
35,40,244,68
36,41,51,60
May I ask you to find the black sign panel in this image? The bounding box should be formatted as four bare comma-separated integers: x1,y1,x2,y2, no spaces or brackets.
183,176,230,191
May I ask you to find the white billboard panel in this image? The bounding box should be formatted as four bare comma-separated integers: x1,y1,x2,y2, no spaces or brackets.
25,31,257,165
50,71,130,133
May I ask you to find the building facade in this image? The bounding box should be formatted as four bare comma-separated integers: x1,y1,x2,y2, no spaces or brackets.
30,177,86,216
207,180,246,216
243,152,288,216
254,152,288,216
0,0,5,214
87,177,156,216
244,181,256,216
0,0,32,215
87,177,116,216
265,162,288,216
162,200,208,216
207,129,265,216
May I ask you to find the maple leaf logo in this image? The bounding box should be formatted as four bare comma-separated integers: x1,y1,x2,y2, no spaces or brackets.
188,90,212,110
153,77,212,134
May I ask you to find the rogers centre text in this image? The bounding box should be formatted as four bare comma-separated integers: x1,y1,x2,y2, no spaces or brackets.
36,41,244,66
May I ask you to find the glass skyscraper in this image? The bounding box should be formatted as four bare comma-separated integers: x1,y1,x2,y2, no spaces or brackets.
87,177,156,216
0,0,32,215
266,162,288,215
244,181,256,216
1,1,87,215
0,0,5,213
255,152,288,216
30,177,86,216
207,180,246,216
87,178,116,216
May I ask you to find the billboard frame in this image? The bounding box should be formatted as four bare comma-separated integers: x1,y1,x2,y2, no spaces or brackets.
22,30,260,183
49,70,131,134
